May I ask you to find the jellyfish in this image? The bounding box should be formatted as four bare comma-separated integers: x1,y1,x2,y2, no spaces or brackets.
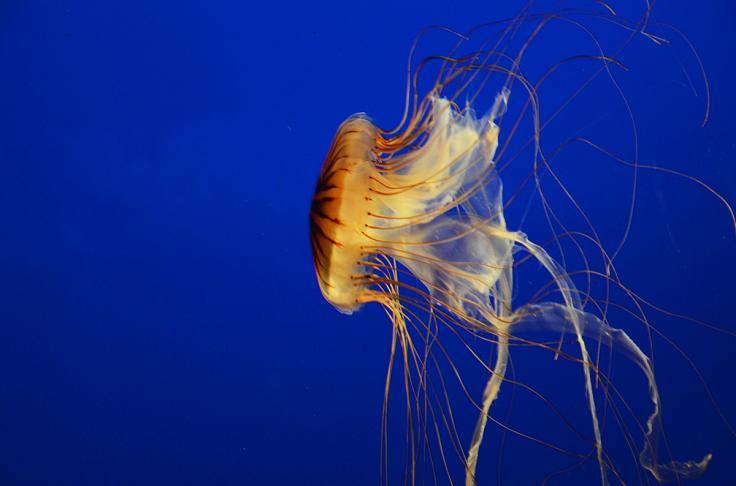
309,4,730,485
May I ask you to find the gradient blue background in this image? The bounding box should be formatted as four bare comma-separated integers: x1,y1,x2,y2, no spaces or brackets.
1,1,735,484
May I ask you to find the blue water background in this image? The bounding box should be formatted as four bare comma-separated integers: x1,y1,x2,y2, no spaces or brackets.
1,1,735,484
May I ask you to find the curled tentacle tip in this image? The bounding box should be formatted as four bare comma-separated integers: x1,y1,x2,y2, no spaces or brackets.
701,452,713,468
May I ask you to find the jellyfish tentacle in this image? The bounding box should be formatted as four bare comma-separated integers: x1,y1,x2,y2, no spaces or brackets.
465,332,508,486
465,259,513,486
477,227,609,484
512,303,713,483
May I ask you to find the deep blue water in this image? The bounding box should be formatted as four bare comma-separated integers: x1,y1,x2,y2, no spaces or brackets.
1,1,735,484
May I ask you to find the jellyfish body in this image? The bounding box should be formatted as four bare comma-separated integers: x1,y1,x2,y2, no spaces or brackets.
309,8,720,484
311,93,508,315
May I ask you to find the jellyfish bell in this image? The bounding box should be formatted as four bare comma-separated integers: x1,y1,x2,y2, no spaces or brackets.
310,114,381,314
308,4,729,485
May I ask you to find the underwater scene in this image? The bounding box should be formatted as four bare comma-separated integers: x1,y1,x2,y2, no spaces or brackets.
2,1,735,484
